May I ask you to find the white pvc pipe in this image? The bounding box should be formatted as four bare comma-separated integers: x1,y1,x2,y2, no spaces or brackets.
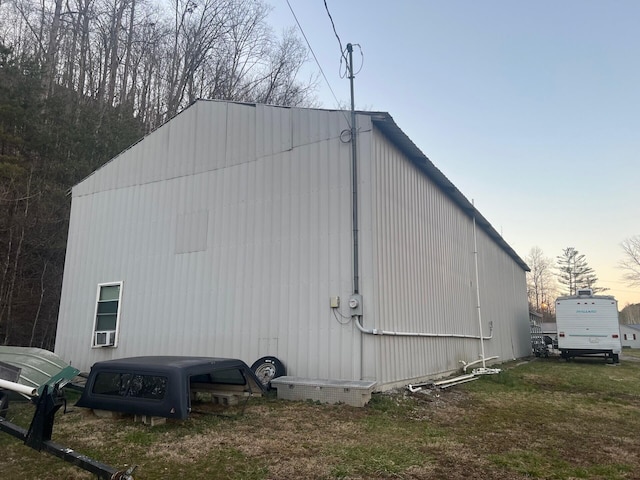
438,376,478,389
434,374,476,386
0,378,38,397
354,317,493,340
472,200,487,369
460,356,500,373
408,373,479,392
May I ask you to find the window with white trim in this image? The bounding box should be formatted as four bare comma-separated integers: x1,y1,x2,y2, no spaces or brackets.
92,282,122,347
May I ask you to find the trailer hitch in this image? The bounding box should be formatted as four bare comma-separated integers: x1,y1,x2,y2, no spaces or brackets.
0,382,136,479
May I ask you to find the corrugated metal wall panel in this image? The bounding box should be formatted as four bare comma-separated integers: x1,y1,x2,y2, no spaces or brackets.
142,116,172,185
56,103,359,377
257,104,293,156
226,103,256,167
474,227,531,361
193,101,227,174
167,107,196,180
292,108,343,150
362,127,529,386
74,103,227,199
56,102,528,388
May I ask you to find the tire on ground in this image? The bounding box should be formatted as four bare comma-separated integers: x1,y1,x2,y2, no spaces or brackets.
250,356,286,390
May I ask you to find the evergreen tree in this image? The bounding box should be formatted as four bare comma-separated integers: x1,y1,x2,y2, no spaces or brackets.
556,247,606,295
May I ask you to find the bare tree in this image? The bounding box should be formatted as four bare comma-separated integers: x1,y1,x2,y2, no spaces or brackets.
620,303,640,324
1,170,32,345
526,246,557,316
2,0,316,126
620,235,640,287
119,0,136,107
254,28,315,106
42,0,63,96
2,0,321,347
76,0,95,98
193,0,271,101
105,0,129,106
165,0,231,117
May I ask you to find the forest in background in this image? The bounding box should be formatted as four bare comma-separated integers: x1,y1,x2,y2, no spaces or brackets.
0,0,315,348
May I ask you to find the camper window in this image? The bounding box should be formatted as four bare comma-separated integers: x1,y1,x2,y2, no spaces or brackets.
92,372,167,400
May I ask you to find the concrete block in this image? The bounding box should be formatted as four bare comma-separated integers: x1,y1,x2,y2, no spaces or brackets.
134,414,166,426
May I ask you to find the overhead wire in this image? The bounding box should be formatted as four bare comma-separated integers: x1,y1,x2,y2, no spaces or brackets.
285,0,347,121
322,1,364,89
323,0,351,79
324,0,347,62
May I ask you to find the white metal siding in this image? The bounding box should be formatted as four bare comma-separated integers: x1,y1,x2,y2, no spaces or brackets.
361,128,529,386
56,102,360,376
56,101,530,389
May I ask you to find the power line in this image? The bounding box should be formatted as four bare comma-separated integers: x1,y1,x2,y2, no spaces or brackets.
285,0,346,116
323,0,352,79
324,0,346,61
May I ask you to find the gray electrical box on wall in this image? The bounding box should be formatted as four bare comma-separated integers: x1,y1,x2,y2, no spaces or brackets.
348,294,363,316
330,296,340,308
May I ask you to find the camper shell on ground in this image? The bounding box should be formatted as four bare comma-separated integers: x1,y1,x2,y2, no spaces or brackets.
76,356,265,419
556,289,621,363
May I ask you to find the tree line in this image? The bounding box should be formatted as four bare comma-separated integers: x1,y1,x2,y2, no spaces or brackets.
526,239,640,321
1,0,315,130
0,0,316,348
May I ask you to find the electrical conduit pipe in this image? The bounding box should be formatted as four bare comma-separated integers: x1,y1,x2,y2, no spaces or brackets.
354,317,493,340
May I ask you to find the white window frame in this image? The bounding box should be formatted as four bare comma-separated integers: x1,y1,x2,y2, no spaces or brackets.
91,281,123,348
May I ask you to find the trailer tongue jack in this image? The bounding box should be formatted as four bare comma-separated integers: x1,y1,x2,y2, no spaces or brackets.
0,381,136,480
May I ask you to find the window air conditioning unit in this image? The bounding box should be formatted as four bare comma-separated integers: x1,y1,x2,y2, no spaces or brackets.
95,330,116,347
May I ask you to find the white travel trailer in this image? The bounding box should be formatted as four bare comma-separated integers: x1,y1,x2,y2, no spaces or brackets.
556,289,621,363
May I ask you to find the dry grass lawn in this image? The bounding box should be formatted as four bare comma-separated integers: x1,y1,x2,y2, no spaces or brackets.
2,352,640,479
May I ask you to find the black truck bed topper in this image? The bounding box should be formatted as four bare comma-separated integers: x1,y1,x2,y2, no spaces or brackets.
76,356,265,419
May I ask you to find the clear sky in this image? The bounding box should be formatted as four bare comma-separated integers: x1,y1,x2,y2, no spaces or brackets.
268,0,640,307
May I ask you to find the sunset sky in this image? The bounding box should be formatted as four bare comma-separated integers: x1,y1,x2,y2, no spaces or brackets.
270,0,640,307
